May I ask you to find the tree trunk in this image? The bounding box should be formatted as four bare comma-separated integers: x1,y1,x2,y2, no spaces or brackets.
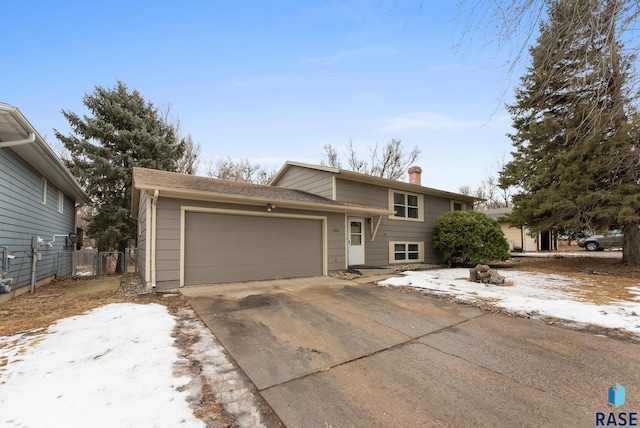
622,223,640,265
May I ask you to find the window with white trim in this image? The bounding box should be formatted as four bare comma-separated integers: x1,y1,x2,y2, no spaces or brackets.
389,241,424,263
41,177,47,204
451,201,464,211
389,190,423,221
58,190,64,213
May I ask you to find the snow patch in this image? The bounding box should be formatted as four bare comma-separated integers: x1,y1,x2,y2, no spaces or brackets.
380,269,640,336
0,303,204,428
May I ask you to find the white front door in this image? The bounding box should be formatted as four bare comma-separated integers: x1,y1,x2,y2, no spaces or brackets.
348,218,365,266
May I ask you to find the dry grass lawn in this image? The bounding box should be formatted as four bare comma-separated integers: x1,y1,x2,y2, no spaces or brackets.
0,275,188,337
2,254,639,338
498,255,640,305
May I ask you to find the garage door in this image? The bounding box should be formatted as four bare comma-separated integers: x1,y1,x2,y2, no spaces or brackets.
184,211,324,285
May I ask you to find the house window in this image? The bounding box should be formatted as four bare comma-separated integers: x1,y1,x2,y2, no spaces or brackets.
58,191,64,213
389,241,424,263
389,190,423,221
451,201,465,211
41,177,47,204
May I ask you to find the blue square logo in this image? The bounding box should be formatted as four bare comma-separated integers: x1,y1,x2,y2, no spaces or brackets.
608,383,625,408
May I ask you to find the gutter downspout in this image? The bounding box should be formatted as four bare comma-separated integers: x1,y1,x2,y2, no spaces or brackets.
73,204,80,277
151,190,159,289
0,133,36,147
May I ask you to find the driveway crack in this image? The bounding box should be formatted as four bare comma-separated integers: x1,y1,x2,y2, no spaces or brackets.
259,313,487,393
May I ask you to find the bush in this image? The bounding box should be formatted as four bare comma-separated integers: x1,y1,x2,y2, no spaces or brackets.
433,211,510,265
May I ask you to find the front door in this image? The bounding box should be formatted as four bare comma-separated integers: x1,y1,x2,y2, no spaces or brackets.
348,218,365,266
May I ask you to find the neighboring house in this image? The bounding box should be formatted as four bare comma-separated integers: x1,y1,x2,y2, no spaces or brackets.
132,162,477,290
484,207,557,252
0,103,89,300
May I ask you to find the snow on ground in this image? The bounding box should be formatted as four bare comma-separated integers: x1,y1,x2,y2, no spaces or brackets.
0,303,201,428
380,269,640,336
0,303,262,428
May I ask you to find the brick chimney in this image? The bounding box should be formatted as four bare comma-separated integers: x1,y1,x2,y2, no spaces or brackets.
408,166,422,185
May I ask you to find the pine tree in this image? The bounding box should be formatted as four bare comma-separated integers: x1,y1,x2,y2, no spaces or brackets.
56,81,185,267
500,0,640,264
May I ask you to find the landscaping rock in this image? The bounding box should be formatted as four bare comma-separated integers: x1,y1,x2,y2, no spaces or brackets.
469,264,505,285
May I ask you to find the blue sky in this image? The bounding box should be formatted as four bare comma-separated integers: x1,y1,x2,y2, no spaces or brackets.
3,1,526,193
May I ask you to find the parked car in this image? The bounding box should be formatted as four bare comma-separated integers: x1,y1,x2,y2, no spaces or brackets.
577,230,623,251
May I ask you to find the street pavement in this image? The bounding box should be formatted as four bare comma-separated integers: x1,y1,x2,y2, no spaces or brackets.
513,250,622,258
181,277,640,427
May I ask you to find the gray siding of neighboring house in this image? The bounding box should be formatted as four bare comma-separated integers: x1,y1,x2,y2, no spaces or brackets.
0,148,76,290
335,178,450,265
137,189,148,283
152,197,346,289
273,166,335,199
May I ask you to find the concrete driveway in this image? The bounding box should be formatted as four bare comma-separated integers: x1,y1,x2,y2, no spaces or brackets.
181,276,640,427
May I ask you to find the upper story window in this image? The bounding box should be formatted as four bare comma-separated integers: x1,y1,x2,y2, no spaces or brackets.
389,189,424,221
451,201,466,211
41,177,47,204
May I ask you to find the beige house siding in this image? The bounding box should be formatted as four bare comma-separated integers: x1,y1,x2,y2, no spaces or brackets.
524,231,538,251
497,223,537,252
149,197,346,289
502,225,524,251
272,167,335,199
335,179,450,264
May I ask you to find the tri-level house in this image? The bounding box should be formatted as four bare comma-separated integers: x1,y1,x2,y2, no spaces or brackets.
133,161,476,290
0,103,89,300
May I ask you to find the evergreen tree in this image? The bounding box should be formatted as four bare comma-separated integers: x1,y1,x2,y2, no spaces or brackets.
56,81,185,266
500,0,640,264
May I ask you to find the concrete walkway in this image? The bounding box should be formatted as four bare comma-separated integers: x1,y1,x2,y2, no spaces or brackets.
182,277,640,427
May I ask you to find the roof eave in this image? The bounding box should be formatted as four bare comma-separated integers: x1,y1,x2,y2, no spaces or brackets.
0,103,90,205
134,184,394,216
335,169,478,203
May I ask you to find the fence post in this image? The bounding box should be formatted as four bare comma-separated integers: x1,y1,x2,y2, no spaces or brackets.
95,252,101,279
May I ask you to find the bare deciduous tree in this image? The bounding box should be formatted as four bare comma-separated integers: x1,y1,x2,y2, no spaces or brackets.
459,0,640,99
320,144,341,169
203,156,274,184
459,154,515,210
321,139,421,180
161,103,201,175
175,134,201,175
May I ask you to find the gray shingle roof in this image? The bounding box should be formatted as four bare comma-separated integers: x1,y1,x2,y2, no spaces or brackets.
132,167,391,213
